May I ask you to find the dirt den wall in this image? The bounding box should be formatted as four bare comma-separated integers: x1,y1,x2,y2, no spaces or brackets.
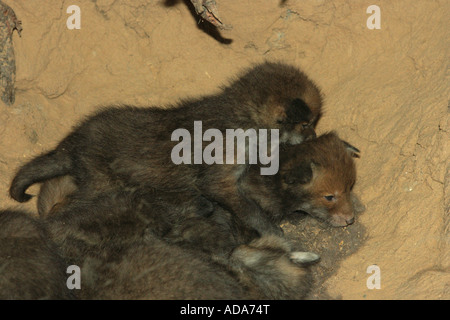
0,0,448,299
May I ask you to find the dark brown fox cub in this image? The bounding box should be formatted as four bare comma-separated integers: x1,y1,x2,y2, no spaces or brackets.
239,132,358,227
10,62,323,236
70,235,316,300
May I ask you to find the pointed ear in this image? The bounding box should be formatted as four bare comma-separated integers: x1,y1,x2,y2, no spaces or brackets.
341,140,361,158
283,161,314,185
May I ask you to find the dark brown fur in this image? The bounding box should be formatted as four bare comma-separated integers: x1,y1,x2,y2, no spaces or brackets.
45,188,214,262
38,176,77,217
10,62,322,236
38,132,356,298
43,189,316,300
0,201,313,299
0,210,73,299
76,235,314,300
39,131,358,234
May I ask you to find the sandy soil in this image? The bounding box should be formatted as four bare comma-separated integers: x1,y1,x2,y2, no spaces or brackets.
0,0,448,299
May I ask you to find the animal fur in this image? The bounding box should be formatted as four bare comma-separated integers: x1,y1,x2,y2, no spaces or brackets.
39,131,359,237
237,131,359,227
37,131,357,299
43,188,317,300
0,210,73,299
76,235,315,300
37,175,77,217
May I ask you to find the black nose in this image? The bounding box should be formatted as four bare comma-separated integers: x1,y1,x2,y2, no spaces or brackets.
346,217,355,225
